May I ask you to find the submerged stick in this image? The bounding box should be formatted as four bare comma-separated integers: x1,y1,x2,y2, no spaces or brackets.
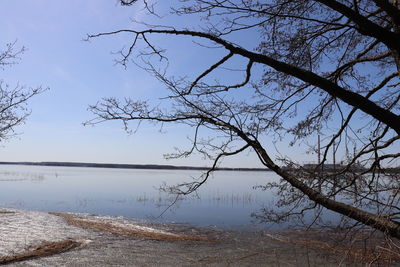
0,240,80,265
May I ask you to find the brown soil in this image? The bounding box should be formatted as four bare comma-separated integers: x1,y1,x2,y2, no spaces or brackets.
0,240,80,265
49,212,213,242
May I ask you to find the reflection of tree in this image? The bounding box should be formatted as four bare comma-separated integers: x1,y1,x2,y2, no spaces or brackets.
87,1,400,239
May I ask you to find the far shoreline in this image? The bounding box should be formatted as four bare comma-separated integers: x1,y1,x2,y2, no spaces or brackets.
0,161,272,172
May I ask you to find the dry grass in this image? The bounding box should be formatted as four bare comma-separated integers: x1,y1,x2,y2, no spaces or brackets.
187,249,273,264
50,212,214,242
265,229,400,266
0,240,80,265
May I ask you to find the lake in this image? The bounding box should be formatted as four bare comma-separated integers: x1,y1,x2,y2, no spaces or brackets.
0,164,279,230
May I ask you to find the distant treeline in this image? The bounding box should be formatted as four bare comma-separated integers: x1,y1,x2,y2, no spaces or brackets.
0,161,271,172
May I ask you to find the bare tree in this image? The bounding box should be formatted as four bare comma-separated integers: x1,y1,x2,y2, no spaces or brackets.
86,0,400,239
0,42,43,142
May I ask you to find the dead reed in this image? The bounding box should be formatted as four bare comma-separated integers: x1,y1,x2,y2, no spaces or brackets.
265,229,400,266
50,212,214,242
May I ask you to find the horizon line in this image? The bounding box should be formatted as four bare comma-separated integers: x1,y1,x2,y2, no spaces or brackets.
0,161,271,172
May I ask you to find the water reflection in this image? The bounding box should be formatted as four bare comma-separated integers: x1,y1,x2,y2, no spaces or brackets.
0,170,47,182
0,165,276,229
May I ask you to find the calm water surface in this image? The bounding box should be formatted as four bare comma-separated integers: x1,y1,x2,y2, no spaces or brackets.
0,165,279,230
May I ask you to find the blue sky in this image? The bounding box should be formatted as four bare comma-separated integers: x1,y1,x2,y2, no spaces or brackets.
0,1,272,167
1,1,393,168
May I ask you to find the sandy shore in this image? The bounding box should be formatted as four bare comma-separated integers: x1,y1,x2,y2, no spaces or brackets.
0,208,389,266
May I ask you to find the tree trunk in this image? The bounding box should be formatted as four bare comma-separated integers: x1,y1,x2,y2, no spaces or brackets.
252,141,400,239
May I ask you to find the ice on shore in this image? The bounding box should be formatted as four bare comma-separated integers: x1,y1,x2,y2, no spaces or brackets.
0,208,187,258
0,209,89,256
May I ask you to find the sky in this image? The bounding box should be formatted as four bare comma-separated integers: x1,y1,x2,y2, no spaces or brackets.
0,0,272,167
1,1,396,168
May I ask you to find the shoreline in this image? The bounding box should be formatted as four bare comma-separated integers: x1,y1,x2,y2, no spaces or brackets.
1,208,398,266
0,161,272,172
2,161,398,174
